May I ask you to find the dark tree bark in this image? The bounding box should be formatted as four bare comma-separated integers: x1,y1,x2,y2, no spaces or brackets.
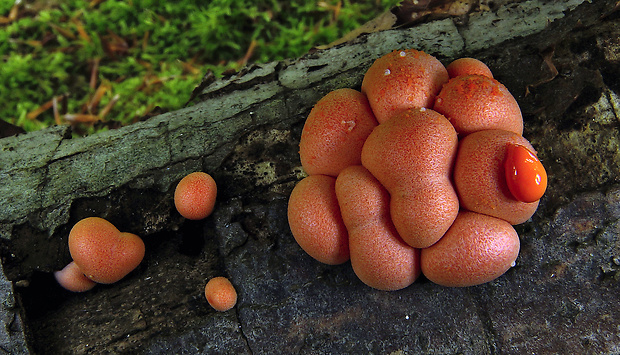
0,0,618,353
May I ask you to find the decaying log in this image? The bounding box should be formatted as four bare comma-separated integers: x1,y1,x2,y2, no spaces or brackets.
0,0,618,353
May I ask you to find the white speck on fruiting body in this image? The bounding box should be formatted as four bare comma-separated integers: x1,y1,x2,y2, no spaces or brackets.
400,51,406,57
342,120,356,132
384,68,391,76
510,261,516,267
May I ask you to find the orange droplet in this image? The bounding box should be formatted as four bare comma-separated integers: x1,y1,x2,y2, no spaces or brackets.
504,144,547,203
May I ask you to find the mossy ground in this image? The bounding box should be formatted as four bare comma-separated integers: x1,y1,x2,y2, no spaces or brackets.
0,0,398,135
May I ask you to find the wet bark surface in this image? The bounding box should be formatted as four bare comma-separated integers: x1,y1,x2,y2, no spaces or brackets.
0,0,619,353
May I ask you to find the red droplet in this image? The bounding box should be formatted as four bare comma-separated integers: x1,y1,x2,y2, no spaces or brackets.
504,144,547,203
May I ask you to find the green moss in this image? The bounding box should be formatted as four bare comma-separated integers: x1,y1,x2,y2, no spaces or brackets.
0,0,399,134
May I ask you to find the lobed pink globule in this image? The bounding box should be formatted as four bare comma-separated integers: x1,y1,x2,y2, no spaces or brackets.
289,51,546,289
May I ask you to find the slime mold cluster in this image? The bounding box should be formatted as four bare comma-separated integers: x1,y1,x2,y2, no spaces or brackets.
55,171,236,312
288,50,547,290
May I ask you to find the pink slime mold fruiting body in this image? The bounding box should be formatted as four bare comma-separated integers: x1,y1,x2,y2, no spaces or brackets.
361,107,459,248
454,129,540,225
287,174,350,265
288,50,547,289
434,74,523,136
361,49,448,124
300,88,378,177
336,165,421,291
421,211,520,287
69,217,145,284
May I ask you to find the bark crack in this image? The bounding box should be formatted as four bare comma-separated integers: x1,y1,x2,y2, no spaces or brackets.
235,307,255,355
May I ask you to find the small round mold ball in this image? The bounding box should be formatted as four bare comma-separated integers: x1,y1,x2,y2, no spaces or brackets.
454,130,540,224
174,172,217,220
288,175,350,265
433,75,523,136
69,217,145,284
361,49,449,123
300,88,378,177
205,277,237,312
421,211,520,287
446,58,493,78
54,261,96,292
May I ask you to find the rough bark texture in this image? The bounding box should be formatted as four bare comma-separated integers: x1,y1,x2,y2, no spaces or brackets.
1,0,619,353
